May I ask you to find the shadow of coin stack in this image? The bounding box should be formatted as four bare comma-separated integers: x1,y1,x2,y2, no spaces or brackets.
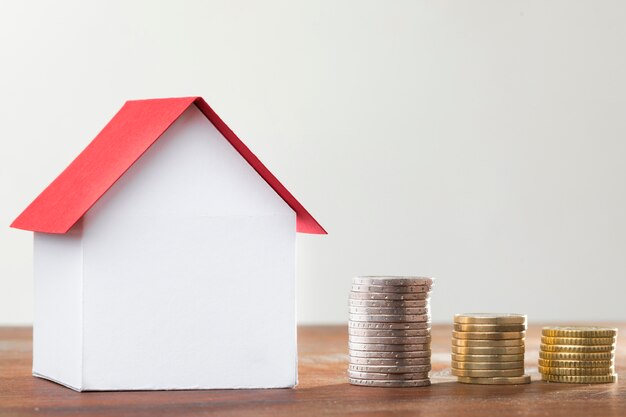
348,276,434,387
451,313,531,385
539,326,618,384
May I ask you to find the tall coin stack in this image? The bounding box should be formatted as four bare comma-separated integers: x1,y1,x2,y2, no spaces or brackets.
452,313,531,385
539,326,618,384
348,276,434,387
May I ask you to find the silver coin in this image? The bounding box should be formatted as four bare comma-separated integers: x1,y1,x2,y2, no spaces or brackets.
349,364,432,373
348,378,431,387
349,299,430,308
349,356,431,366
349,349,432,359
349,342,430,352
349,328,431,337
349,306,429,315
349,321,431,330
348,370,430,380
352,276,435,287
349,292,430,301
349,335,431,345
351,284,430,294
349,314,431,323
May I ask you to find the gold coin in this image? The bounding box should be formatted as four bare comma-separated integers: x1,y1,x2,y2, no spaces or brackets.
451,360,524,370
538,358,614,368
539,350,615,361
538,365,615,376
454,323,526,332
454,313,526,325
453,331,526,340
452,338,524,347
452,368,524,377
541,373,617,384
542,326,617,338
541,336,616,346
456,375,531,385
452,353,524,362
452,346,524,355
539,343,614,353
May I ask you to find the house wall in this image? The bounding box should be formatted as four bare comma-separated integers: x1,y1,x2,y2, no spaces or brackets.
79,105,297,389
33,225,84,390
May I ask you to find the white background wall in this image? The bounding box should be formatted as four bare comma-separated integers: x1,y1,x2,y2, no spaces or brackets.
2,1,625,325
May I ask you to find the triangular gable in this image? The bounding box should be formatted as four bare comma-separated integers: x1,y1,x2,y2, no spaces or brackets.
11,97,326,234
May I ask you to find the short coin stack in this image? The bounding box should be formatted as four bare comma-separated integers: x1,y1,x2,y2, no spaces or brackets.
539,326,618,384
452,313,530,385
348,276,434,387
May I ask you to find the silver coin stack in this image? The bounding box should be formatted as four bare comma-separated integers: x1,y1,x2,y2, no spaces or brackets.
348,276,434,387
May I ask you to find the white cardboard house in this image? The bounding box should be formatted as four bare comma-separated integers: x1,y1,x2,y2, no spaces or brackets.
11,96,326,391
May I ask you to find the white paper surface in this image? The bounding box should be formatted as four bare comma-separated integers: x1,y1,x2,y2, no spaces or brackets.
33,225,84,390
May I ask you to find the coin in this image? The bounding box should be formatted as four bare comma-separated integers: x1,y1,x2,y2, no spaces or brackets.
451,368,524,377
349,306,429,315
349,314,431,323
451,346,524,355
452,338,524,347
451,353,524,362
349,349,431,359
347,370,429,380
539,343,615,353
349,335,431,345
349,357,431,366
451,360,524,370
541,336,616,346
352,276,434,287
349,321,431,330
539,350,615,361
538,366,615,376
453,323,526,332
456,375,531,385
452,331,526,340
351,284,430,294
349,328,431,337
347,275,436,382
348,378,431,387
349,292,429,301
349,299,429,308
538,358,614,368
348,364,432,373
454,313,526,325
542,326,617,338
541,374,618,384
349,342,430,352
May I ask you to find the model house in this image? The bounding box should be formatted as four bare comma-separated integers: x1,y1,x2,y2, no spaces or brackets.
11,96,326,391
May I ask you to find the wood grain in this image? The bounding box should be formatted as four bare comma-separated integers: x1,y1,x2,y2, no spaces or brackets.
0,324,624,416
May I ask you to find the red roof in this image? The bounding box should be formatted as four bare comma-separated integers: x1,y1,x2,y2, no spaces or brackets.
11,97,326,234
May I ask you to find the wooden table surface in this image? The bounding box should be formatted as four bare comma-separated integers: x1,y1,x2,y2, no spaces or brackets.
0,324,624,416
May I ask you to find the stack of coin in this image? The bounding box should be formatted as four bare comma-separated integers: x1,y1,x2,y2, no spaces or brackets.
348,276,434,387
452,313,530,385
539,326,618,384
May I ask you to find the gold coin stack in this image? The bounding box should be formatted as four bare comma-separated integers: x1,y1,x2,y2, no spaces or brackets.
539,326,618,384
452,313,530,385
